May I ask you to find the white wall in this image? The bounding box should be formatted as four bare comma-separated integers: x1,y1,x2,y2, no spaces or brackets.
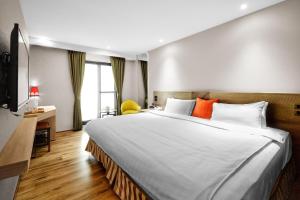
0,0,30,151
148,0,300,104
122,60,146,108
123,60,138,101
30,46,144,131
86,53,110,63
0,0,29,198
30,46,74,132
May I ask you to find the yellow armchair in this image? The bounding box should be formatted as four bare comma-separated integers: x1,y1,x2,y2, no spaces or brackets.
121,99,141,115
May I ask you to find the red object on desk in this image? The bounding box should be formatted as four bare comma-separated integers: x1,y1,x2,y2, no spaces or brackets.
30,86,39,96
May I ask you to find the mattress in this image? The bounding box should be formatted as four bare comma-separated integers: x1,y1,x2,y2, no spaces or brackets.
85,111,291,200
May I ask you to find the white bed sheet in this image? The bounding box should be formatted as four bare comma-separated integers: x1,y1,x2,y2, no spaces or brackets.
85,111,291,200
215,135,292,200
150,111,293,199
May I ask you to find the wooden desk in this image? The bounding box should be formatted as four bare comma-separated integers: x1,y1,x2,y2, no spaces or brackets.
0,117,37,180
24,106,56,140
0,106,56,180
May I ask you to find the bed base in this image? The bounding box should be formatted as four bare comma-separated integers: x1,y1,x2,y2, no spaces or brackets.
86,139,147,200
86,138,296,200
270,158,296,200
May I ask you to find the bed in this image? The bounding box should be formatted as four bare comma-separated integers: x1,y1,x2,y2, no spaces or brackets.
85,92,299,200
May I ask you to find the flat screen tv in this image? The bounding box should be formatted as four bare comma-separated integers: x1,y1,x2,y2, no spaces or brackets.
9,24,29,112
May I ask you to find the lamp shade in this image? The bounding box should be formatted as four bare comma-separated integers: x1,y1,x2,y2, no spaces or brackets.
30,86,39,96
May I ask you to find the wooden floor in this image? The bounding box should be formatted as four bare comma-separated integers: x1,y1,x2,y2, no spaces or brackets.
290,177,300,200
15,130,300,200
15,131,118,200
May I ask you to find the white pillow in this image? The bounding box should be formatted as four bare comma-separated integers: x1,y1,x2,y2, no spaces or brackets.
164,98,196,116
249,101,268,127
211,101,268,128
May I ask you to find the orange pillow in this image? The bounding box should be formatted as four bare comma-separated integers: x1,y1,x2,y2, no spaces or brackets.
192,98,219,119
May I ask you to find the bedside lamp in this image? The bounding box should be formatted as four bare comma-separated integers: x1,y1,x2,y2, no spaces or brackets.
30,86,39,97
30,86,39,109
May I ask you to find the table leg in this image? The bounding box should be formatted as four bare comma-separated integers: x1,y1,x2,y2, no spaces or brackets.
48,115,56,141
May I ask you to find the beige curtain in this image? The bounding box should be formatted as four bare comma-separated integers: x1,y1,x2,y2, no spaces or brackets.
140,60,148,108
110,56,125,115
68,51,86,130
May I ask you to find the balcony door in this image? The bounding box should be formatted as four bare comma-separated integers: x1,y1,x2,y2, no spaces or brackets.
81,62,116,122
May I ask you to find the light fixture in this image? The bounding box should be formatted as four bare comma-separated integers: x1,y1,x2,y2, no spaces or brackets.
30,86,40,109
159,39,164,43
240,3,248,10
36,36,54,46
30,86,39,97
106,45,111,49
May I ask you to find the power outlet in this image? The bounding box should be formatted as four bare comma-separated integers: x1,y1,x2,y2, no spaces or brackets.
295,104,300,109
295,111,300,116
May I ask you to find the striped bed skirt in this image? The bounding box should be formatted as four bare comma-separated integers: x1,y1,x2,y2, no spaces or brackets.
85,138,295,200
86,139,148,200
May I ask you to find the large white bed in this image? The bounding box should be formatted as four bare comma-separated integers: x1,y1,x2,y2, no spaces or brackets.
85,110,292,200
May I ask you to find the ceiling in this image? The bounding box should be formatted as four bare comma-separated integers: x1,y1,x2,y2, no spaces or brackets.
20,0,284,57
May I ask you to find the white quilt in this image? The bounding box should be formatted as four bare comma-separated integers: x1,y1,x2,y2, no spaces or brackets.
85,111,290,200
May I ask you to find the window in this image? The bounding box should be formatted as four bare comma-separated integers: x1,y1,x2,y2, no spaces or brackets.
81,62,116,122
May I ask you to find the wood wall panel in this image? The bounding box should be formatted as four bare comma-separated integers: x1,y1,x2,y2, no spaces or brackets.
153,91,193,108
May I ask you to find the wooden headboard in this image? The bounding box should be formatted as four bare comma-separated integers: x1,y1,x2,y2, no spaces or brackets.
153,91,300,171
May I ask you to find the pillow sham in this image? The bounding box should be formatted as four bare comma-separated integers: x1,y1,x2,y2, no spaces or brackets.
249,101,268,127
211,101,268,128
164,98,196,116
192,98,219,119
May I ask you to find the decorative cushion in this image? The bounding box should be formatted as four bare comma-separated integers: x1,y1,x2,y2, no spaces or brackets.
192,98,219,119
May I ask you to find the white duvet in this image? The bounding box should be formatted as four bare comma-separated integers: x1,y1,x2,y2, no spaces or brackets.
85,111,290,200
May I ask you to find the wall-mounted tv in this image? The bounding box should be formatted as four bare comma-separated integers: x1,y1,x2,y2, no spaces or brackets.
8,24,30,112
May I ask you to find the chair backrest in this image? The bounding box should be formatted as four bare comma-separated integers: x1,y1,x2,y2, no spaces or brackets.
121,99,141,112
